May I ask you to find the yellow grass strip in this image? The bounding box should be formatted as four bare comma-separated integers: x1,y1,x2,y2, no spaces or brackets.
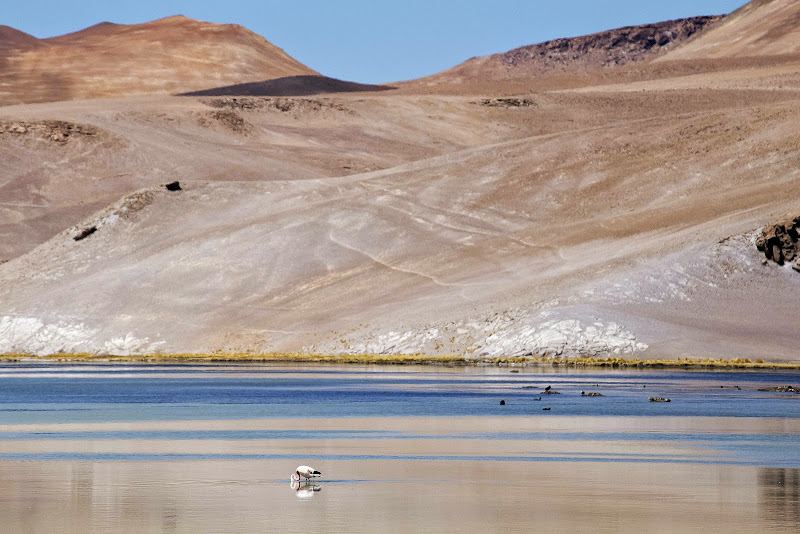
0,352,798,369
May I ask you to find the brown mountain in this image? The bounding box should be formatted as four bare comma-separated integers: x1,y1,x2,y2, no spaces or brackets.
661,0,800,59
0,15,317,105
0,26,43,51
413,16,722,86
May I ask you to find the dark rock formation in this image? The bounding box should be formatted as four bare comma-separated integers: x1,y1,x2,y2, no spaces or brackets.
499,16,722,72
649,397,671,402
165,181,182,191
479,98,535,108
73,226,97,241
756,216,800,268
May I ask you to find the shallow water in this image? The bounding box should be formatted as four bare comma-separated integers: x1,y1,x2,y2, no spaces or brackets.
0,362,798,532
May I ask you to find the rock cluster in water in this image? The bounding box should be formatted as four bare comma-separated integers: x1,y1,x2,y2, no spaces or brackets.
757,385,798,393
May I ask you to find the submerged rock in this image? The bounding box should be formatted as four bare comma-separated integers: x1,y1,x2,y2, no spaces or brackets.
757,385,798,393
649,397,671,403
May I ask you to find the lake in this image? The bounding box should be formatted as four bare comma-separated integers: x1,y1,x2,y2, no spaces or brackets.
0,362,798,532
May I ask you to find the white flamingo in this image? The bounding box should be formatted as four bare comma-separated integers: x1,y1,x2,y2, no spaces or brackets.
291,465,322,482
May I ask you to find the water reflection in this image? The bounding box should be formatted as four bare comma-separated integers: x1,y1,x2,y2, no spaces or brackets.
290,480,322,499
759,468,800,526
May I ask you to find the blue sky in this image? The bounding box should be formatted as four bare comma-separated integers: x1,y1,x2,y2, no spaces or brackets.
6,0,748,83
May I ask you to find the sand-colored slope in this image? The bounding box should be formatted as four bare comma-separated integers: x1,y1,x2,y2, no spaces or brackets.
0,16,317,105
1,84,799,359
0,93,542,260
5,85,797,262
661,0,800,60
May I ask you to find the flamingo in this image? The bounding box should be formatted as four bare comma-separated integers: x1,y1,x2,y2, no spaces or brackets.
291,465,322,482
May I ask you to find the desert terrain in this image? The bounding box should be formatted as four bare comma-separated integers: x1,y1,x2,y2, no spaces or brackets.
1,0,799,361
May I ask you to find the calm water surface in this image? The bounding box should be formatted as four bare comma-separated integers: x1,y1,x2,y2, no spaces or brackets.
0,362,798,532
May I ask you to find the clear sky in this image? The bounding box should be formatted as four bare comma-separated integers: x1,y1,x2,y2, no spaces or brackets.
6,0,748,84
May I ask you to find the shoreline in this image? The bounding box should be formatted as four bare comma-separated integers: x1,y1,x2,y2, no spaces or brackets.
1,352,799,369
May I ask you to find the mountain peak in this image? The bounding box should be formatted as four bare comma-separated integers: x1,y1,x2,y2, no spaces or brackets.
0,17,316,105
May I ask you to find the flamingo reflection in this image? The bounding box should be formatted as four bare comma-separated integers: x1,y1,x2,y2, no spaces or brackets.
290,479,322,498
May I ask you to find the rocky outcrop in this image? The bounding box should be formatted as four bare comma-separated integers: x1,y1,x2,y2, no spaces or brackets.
0,120,99,143
416,15,723,85
756,216,800,270
500,16,722,71
479,98,535,108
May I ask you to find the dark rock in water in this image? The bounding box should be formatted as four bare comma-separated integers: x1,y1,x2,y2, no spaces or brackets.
522,385,536,389
649,397,671,403
582,392,603,397
510,370,520,373
499,400,505,405
757,216,800,267
165,181,182,191
542,407,551,411
757,385,798,393
542,390,561,394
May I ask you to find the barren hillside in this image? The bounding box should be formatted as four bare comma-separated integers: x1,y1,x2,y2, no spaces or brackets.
661,0,800,59
0,16,317,105
0,93,541,260
2,82,799,360
1,1,799,362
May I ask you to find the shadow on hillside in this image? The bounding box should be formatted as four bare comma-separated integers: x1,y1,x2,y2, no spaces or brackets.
179,75,396,97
